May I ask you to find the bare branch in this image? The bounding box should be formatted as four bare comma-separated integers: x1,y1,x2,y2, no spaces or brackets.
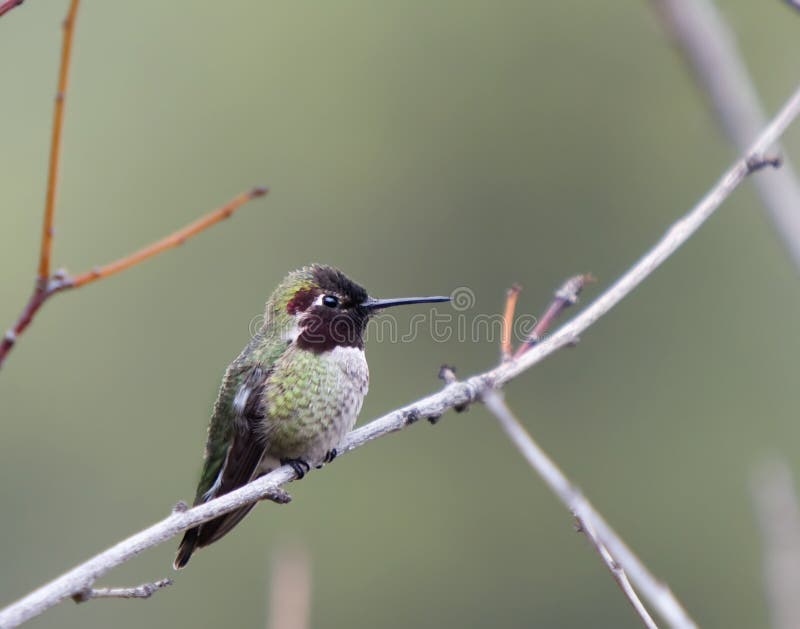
39,0,80,281
72,579,172,603
750,459,800,629
652,0,800,271
0,2,269,371
500,284,521,360
513,273,591,357
484,390,671,628
2,82,800,629
576,515,658,629
0,187,267,370
69,186,269,288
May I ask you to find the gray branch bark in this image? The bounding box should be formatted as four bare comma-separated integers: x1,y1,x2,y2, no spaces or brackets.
72,579,172,603
2,82,800,629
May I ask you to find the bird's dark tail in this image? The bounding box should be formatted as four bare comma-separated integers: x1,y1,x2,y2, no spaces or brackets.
174,443,275,569
173,503,259,569
174,527,199,570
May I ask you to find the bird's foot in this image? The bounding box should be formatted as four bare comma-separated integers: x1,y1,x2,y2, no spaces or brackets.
316,448,338,469
281,458,311,479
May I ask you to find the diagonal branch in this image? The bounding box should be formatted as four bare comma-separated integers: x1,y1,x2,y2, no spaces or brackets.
0,0,25,19
484,390,668,629
2,81,800,629
577,514,658,629
651,0,800,271
513,274,591,358
69,186,268,288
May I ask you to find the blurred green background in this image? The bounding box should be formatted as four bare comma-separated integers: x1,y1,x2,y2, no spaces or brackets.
2,1,800,627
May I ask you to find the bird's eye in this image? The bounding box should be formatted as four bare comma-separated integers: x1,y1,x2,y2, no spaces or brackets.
322,295,339,308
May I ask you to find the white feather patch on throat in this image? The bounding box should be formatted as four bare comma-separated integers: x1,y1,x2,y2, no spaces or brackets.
327,345,369,387
282,322,301,343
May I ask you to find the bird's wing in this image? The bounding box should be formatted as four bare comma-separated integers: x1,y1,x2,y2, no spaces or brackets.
175,361,271,568
208,363,269,497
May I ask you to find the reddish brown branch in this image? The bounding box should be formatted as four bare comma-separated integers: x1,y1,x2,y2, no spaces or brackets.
70,186,268,287
39,0,80,281
500,283,521,360
0,283,56,368
0,3,268,371
0,0,25,18
0,0,80,364
513,274,592,358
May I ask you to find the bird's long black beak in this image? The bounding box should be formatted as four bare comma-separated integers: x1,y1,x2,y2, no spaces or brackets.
361,295,451,310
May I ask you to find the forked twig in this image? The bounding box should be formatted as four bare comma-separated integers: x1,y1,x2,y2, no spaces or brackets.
575,515,658,629
0,0,268,370
514,273,592,356
496,282,657,627
484,390,686,628
499,274,592,360
0,186,267,369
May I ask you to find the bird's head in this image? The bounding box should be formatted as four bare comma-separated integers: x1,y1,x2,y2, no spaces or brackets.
263,264,450,352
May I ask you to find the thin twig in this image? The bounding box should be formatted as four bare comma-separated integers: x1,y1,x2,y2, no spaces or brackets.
0,0,24,18
750,458,800,629
484,390,670,628
500,284,521,360
576,515,658,629
1,83,799,629
267,546,311,629
69,186,268,287
652,0,800,271
514,274,591,357
72,579,172,603
39,0,80,282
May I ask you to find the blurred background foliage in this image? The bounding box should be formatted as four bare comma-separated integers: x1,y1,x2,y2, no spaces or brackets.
2,1,800,627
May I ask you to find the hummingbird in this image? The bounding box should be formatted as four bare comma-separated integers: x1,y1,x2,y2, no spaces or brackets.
174,264,450,568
